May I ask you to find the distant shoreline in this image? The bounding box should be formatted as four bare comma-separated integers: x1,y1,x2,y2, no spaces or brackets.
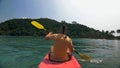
0,18,118,39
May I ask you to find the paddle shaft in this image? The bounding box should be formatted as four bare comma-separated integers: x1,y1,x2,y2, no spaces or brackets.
74,49,79,54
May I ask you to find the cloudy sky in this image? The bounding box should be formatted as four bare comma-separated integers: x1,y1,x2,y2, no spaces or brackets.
0,0,120,31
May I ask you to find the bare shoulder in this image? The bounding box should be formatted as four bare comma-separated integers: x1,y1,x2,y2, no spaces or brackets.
66,36,72,41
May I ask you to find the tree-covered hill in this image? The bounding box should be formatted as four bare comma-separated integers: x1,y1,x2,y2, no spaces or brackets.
0,18,115,39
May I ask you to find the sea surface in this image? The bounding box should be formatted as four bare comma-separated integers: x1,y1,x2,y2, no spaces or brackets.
0,36,120,68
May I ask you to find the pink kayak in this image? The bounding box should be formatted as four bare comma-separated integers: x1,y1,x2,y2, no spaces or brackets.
38,54,81,68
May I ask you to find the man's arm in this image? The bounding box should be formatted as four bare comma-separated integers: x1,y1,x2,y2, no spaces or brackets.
67,38,74,53
45,32,56,40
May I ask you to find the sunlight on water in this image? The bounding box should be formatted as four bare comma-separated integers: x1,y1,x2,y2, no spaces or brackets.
78,58,103,64
90,59,103,63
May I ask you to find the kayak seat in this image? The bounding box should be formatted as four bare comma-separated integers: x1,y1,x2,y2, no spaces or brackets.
48,53,72,63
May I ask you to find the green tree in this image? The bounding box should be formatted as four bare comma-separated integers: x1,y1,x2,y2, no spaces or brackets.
110,30,115,35
117,29,120,33
0,18,115,39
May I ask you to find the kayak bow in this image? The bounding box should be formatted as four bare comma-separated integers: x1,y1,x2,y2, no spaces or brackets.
38,53,81,68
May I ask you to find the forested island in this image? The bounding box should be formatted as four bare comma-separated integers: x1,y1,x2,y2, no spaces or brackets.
0,18,119,39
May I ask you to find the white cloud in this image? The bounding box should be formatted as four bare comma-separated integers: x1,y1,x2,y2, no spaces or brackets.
52,0,120,31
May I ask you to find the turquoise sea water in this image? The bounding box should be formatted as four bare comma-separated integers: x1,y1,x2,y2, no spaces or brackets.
0,36,120,68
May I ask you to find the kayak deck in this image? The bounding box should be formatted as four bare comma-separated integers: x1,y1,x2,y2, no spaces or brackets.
38,54,81,68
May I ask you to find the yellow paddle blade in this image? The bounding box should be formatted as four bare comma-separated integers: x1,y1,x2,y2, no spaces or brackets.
74,49,91,60
79,53,91,60
31,21,46,30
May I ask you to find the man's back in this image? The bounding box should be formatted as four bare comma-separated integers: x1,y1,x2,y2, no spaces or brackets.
52,34,70,60
45,33,73,61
